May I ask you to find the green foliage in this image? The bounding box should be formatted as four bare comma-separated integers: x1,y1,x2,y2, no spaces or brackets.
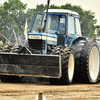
0,0,99,41
50,4,60,9
0,42,5,49
81,10,96,38
35,4,46,13
96,25,100,38
0,0,27,42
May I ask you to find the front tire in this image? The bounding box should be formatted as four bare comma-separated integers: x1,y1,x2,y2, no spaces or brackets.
61,49,74,85
49,47,75,85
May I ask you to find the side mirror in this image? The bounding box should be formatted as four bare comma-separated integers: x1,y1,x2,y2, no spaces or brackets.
37,26,43,32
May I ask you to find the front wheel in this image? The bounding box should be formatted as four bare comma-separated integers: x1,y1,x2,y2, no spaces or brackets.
49,47,75,85
61,48,74,85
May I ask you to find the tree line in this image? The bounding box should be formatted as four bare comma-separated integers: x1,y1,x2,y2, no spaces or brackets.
0,0,100,42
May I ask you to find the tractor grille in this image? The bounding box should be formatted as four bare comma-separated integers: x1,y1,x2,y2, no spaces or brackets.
28,39,45,50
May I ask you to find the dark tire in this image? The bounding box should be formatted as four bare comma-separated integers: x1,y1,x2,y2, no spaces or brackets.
1,75,23,83
71,38,87,82
0,44,13,82
49,78,60,85
0,45,23,83
10,45,23,53
1,76,9,82
10,45,23,82
0,44,12,52
80,41,100,83
98,74,100,82
72,39,100,83
49,47,75,85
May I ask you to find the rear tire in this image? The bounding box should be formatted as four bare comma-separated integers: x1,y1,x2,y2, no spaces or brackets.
71,38,87,82
72,38,100,83
0,45,23,83
1,75,23,83
0,44,12,52
80,41,100,83
10,45,23,53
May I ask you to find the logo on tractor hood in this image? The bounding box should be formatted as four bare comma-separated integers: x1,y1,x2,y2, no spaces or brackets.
29,35,46,40
29,35,57,41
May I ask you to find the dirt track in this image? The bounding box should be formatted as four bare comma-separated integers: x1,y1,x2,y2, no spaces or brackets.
0,81,100,100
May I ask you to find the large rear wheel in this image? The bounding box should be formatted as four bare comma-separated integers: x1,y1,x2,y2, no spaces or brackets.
71,38,87,82
80,41,100,83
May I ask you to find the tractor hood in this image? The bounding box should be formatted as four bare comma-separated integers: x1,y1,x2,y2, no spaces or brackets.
28,32,58,54
28,32,57,38
28,32,57,45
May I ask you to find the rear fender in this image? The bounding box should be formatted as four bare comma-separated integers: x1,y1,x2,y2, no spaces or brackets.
71,37,87,47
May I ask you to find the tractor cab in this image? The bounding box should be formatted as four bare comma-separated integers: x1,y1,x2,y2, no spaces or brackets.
28,9,82,54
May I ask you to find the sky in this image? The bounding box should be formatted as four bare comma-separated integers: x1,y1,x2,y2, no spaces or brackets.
0,0,100,25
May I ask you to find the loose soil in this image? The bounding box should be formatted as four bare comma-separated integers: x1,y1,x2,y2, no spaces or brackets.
0,81,100,100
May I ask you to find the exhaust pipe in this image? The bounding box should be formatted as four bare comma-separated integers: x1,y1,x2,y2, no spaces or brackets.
43,0,50,31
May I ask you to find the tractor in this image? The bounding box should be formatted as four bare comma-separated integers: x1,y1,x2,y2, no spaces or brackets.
0,0,99,85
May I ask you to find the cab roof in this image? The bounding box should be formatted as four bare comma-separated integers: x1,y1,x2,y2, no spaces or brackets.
44,9,79,16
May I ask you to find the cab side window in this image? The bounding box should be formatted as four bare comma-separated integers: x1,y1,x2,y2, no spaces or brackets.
75,18,81,36
58,16,65,34
68,16,75,35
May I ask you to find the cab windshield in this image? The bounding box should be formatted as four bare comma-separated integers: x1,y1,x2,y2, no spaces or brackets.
31,14,65,34
31,13,43,33
45,15,65,34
